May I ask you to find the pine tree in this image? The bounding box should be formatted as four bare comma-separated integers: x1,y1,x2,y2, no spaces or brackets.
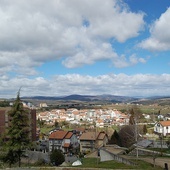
109,130,122,146
3,91,31,167
143,124,147,134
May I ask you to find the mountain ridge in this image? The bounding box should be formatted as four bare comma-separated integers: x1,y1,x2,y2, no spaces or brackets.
21,94,170,105
21,94,138,102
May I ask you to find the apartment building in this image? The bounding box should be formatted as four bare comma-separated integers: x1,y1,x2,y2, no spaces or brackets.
0,108,37,141
79,131,108,153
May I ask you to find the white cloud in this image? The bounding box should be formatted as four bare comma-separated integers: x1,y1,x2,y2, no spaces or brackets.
0,0,145,75
139,7,170,51
1,73,170,98
112,54,147,68
62,39,147,68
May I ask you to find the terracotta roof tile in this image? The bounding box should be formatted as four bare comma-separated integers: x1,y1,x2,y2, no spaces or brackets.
49,130,68,139
65,132,73,139
97,132,106,140
160,120,170,127
80,132,99,141
75,127,86,132
73,111,79,115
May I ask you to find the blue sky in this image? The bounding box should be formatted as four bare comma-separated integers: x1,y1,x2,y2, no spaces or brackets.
0,0,170,98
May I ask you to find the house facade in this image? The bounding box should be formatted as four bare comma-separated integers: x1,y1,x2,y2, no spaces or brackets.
49,130,79,153
154,120,170,136
79,131,108,153
96,131,108,147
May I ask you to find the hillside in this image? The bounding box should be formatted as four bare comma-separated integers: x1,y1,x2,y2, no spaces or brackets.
22,94,137,103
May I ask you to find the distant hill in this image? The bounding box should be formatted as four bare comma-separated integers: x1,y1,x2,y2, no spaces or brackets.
20,94,170,106
131,96,170,105
22,94,138,103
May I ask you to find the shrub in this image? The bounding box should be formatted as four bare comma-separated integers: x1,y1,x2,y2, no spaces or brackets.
50,149,65,166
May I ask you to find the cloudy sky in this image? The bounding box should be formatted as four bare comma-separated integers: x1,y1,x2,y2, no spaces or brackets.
1,0,170,98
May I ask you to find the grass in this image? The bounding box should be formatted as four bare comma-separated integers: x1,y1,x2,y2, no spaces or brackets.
75,157,162,170
148,147,170,154
0,157,163,170
40,125,53,134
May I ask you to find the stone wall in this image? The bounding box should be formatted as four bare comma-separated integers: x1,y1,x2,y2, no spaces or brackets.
100,148,136,166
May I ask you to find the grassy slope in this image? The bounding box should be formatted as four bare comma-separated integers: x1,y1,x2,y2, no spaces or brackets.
75,158,162,170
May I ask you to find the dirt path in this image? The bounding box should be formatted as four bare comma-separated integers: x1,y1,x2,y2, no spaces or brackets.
138,157,170,169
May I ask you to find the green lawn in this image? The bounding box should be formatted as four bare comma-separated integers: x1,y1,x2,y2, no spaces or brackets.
75,157,162,170
40,125,54,134
148,147,170,154
0,157,163,170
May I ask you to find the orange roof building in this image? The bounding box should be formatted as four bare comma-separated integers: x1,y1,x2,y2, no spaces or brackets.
160,120,170,127
49,130,68,140
79,131,108,153
154,120,170,136
49,130,79,153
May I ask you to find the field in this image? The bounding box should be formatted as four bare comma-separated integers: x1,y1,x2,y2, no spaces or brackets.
101,103,170,115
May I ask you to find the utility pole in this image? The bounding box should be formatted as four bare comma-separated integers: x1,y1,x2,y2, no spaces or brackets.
152,109,155,122
95,116,99,166
135,116,138,158
152,151,157,168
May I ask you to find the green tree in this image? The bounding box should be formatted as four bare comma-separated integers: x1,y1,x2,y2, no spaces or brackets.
50,149,65,166
0,100,10,107
54,121,60,128
37,118,45,128
166,137,170,149
109,130,122,146
1,149,18,168
143,124,147,134
2,91,31,167
129,106,143,125
61,121,69,128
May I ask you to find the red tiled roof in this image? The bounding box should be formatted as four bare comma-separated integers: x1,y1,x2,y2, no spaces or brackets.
75,127,86,132
65,132,73,139
73,111,79,115
160,120,170,127
49,130,68,139
97,132,106,140
80,132,99,141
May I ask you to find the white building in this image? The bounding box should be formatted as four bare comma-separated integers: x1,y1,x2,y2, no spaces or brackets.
154,120,170,136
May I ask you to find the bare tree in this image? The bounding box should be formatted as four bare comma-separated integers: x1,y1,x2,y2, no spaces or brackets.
128,106,143,158
118,125,136,148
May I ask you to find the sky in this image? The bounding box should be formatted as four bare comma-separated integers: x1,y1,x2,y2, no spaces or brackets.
0,0,170,98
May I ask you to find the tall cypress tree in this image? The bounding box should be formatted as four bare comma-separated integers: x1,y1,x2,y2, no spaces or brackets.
129,108,135,125
109,130,122,146
4,91,31,167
